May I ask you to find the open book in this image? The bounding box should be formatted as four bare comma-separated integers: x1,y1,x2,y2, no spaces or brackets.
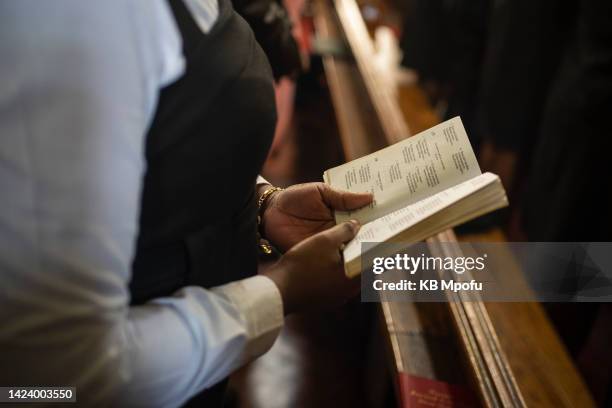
323,117,508,277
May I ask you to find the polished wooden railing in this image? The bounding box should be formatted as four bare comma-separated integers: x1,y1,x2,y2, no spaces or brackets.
312,0,595,406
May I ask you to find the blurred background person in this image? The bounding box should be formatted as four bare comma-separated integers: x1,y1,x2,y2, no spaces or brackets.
399,0,612,403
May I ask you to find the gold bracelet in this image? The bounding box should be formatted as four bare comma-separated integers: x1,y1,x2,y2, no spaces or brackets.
257,186,283,211
257,186,283,250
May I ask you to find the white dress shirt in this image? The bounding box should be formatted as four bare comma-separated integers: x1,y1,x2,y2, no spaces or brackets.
0,1,283,406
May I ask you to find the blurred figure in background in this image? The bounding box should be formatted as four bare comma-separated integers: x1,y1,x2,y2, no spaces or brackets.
400,0,612,403
522,4,612,402
522,0,612,243
233,0,303,80
400,0,610,238
400,0,490,151
233,0,308,158
477,0,577,203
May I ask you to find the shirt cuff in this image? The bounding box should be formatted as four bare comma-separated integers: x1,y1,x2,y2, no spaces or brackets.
256,175,271,186
211,275,284,361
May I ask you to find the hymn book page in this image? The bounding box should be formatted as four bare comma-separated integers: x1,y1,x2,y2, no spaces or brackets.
324,117,481,225
342,172,500,263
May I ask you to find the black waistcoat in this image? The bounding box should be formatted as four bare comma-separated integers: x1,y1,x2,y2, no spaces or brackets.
130,0,276,404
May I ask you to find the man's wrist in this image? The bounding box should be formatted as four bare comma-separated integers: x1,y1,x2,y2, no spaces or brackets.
256,182,273,201
257,186,283,241
262,264,295,316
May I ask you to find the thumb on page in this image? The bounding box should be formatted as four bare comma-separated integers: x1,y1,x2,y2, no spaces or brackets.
321,220,361,246
319,184,373,211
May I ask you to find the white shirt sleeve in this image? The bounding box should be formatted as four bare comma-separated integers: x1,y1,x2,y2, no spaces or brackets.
0,1,283,407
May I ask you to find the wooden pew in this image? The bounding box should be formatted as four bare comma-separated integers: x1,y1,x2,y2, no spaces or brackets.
312,0,595,406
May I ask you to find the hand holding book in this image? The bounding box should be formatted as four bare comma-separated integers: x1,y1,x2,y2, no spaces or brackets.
323,117,509,277
260,182,372,252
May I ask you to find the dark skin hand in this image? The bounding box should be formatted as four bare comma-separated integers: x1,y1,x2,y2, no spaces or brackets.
260,182,373,252
264,220,363,315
